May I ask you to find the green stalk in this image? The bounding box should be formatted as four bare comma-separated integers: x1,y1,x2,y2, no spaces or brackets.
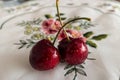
55,0,70,44
56,0,62,26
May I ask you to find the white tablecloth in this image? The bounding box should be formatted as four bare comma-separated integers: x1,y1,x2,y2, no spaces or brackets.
0,0,120,80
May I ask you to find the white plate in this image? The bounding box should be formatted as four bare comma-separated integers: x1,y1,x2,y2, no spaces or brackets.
0,0,120,80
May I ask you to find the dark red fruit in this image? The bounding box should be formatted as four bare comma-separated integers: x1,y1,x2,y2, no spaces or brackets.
58,37,88,65
58,37,73,61
29,39,60,70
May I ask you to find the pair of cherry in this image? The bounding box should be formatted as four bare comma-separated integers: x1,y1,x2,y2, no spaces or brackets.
29,37,88,71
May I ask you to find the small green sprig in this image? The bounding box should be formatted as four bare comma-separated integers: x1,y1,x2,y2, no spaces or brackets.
64,64,87,80
56,13,66,21
15,39,36,49
92,34,108,41
56,13,65,17
44,14,53,19
79,20,94,29
84,31,94,38
86,40,97,48
67,17,93,29
87,58,96,60
17,18,42,26
83,31,108,48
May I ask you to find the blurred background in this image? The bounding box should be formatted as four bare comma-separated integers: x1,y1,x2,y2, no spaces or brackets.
1,0,31,7
1,0,120,7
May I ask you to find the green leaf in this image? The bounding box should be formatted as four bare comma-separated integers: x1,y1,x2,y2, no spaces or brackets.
45,14,53,19
87,58,96,60
34,18,42,25
83,31,94,38
27,39,36,44
27,44,33,48
56,17,66,21
64,64,73,70
73,71,77,80
20,40,27,44
18,44,25,49
15,39,36,49
27,39,33,43
92,34,108,41
61,17,66,20
86,40,97,48
77,64,84,68
56,13,64,16
64,68,75,76
76,68,87,76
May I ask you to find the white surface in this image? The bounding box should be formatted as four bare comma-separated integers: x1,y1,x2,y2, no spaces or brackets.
0,0,120,80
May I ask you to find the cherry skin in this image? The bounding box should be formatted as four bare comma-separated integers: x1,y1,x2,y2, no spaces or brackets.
29,39,60,70
58,37,88,65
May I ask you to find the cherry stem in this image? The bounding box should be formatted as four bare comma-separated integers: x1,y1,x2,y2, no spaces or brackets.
56,0,62,26
56,0,70,41
52,17,91,45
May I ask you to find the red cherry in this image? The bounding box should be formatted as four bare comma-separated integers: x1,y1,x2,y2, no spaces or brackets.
29,39,60,70
58,37,88,65
58,37,73,61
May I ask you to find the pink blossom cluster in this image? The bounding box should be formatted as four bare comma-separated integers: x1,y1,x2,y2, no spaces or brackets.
41,19,86,42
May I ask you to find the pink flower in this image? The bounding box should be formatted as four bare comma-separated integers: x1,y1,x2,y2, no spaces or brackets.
42,19,61,34
58,29,87,42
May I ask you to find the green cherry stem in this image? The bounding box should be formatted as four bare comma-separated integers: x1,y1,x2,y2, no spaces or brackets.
52,17,91,45
55,0,70,42
56,0,62,25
